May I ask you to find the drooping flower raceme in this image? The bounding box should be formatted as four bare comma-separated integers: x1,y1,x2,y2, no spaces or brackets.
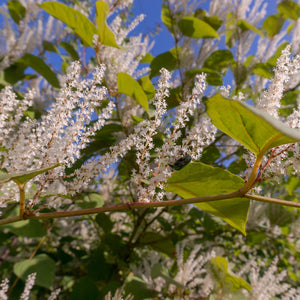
0,61,113,208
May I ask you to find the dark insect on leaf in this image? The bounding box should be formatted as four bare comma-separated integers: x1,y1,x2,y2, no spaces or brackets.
169,155,192,170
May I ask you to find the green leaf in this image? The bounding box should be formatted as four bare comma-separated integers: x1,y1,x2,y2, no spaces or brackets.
14,254,56,289
161,1,172,30
42,41,58,53
252,62,274,78
19,54,60,88
139,232,175,257
203,50,234,71
186,68,223,86
118,72,149,113
2,220,47,237
124,275,156,299
60,42,80,60
77,193,104,209
166,163,249,234
237,20,263,37
277,0,300,20
39,1,97,47
70,277,100,300
3,62,27,84
178,16,219,39
95,1,120,48
266,42,290,66
206,93,300,155
165,86,181,108
262,14,285,37
210,257,251,292
150,48,179,78
95,213,113,232
0,163,61,185
138,75,156,99
140,52,154,64
7,0,26,24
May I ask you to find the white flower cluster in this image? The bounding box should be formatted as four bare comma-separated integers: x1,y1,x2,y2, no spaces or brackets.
130,71,216,202
249,258,300,300
0,61,113,207
170,242,215,297
0,273,60,300
256,46,300,180
257,45,300,119
0,0,65,69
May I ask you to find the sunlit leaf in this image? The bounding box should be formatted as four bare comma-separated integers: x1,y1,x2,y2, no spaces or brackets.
178,16,219,39
262,14,285,37
138,75,156,100
95,1,120,48
237,19,263,37
166,163,249,234
206,93,300,155
39,1,97,47
118,72,149,113
210,257,251,292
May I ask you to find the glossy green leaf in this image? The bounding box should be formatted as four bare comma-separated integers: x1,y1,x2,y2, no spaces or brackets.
19,54,60,88
2,220,47,237
178,16,219,39
262,14,285,37
118,72,149,113
95,1,120,48
206,93,300,155
277,0,300,20
166,163,249,234
7,0,26,24
237,20,263,37
138,75,156,99
39,1,97,47
14,254,56,289
150,48,179,78
0,163,61,185
210,257,251,292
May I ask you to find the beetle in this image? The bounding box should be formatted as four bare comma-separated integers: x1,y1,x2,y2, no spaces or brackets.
169,154,192,170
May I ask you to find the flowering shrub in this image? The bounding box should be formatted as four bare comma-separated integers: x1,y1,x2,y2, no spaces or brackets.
0,0,300,299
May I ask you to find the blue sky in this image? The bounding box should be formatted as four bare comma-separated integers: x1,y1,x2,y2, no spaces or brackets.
131,0,279,56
